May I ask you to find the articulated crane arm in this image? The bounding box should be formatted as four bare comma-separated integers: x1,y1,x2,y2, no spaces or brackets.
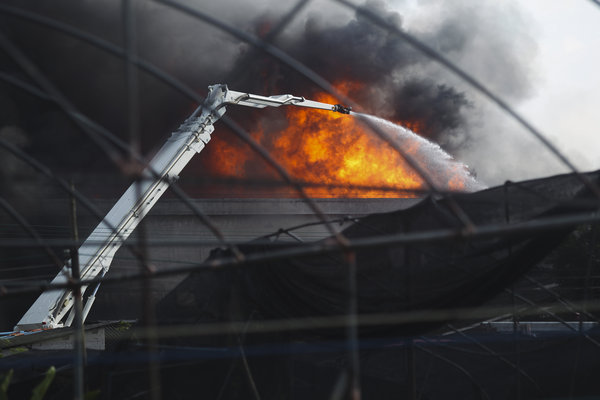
14,84,351,331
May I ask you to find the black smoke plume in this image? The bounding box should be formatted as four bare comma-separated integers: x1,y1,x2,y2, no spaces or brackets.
0,0,536,176
231,1,472,143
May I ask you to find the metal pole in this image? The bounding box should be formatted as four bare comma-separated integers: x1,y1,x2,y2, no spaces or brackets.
70,181,84,400
346,250,361,400
121,0,161,396
504,182,521,400
404,219,417,400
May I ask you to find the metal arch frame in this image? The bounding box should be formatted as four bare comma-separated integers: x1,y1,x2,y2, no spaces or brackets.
0,4,352,246
1,3,598,397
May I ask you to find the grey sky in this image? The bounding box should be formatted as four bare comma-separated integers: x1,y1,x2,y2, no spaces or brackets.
392,0,599,185
517,0,600,172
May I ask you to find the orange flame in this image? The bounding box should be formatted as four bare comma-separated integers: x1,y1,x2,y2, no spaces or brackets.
203,85,472,198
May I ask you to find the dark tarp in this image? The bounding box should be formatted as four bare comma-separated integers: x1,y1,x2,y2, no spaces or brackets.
157,170,600,334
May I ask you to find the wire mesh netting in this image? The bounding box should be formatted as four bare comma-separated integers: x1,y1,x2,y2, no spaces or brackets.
0,1,599,399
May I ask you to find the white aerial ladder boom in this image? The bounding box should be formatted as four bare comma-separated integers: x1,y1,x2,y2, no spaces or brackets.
14,84,350,331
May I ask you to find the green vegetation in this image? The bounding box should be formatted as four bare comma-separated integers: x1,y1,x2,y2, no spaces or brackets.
84,389,101,400
30,366,55,400
0,369,13,400
115,320,132,331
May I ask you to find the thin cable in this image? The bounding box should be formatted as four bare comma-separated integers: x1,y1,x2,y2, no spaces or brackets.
0,197,63,270
225,0,312,83
522,274,600,323
415,339,491,400
0,12,241,257
332,0,600,201
510,290,600,348
0,4,204,104
220,115,348,242
0,31,341,256
0,138,127,251
0,4,353,246
0,199,598,252
346,251,361,399
446,324,543,395
156,0,475,230
0,40,238,258
3,208,600,294
1,4,473,238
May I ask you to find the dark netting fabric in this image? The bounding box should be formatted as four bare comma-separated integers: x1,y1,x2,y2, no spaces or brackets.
157,170,600,332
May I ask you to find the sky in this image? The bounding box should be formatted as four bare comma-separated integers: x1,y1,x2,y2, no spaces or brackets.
396,0,600,184
516,0,600,173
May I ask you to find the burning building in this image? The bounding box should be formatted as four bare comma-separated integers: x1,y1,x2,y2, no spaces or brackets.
203,88,483,198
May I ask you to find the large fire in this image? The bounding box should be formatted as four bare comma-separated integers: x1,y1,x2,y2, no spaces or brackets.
202,88,474,198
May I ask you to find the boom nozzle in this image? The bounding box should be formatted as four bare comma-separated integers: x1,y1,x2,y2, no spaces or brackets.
333,104,352,114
